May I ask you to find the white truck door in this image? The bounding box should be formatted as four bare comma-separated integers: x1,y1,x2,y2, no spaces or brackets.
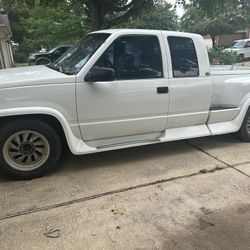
77,34,170,141
165,35,212,128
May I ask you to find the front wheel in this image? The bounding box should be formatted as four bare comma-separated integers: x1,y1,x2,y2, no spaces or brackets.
0,120,62,179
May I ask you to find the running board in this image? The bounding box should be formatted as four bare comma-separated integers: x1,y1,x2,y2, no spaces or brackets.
97,125,210,150
97,138,161,150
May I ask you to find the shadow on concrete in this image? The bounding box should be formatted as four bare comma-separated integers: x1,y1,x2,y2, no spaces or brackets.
161,203,250,250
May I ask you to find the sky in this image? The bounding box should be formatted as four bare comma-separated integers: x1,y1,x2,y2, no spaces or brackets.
167,0,186,17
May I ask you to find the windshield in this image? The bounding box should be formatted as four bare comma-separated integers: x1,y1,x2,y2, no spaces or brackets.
231,41,244,48
49,33,111,75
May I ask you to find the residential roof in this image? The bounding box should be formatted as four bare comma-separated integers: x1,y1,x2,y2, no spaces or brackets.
0,14,12,36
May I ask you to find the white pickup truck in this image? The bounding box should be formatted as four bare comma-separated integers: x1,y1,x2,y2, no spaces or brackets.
1,29,250,179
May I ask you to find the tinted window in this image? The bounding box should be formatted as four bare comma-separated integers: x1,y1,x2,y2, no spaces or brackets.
245,41,250,48
58,47,69,53
168,37,199,77
93,35,163,80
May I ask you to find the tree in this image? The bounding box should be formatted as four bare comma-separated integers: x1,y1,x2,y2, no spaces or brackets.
180,0,248,47
73,0,158,30
24,1,87,49
31,0,157,30
115,2,178,31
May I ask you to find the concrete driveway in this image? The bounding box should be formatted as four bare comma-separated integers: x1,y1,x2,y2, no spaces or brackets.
0,134,250,250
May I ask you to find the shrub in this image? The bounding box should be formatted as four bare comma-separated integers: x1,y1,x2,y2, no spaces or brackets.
208,48,239,65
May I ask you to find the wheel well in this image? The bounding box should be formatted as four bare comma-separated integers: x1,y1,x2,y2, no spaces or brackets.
36,57,51,64
0,114,67,147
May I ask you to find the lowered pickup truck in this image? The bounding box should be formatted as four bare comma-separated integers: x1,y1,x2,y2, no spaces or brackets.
1,29,250,179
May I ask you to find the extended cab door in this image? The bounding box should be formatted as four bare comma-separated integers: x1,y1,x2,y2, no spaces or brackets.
164,34,212,128
76,33,170,141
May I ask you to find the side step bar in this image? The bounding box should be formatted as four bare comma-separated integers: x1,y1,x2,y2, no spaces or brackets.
97,138,161,150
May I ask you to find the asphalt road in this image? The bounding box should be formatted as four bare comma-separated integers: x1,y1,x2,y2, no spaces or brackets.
0,134,250,250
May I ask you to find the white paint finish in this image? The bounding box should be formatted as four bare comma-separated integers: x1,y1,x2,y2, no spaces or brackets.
208,108,241,124
160,125,210,141
0,107,94,155
208,99,250,135
76,30,170,141
77,79,169,140
0,65,75,87
0,84,77,123
167,77,211,128
81,115,167,141
0,29,250,156
211,73,250,108
167,111,209,128
162,32,212,128
86,132,162,148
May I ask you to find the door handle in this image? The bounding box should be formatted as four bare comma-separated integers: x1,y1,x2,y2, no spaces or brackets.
157,87,169,94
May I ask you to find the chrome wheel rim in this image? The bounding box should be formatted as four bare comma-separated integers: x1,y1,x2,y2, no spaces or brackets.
247,117,250,135
3,130,50,171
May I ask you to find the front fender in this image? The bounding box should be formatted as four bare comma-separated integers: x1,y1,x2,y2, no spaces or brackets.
0,107,96,155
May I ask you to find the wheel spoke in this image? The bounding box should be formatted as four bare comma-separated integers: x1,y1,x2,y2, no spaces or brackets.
13,154,23,160
9,148,19,153
3,130,50,171
19,134,24,143
10,140,19,149
35,150,43,157
33,137,41,144
31,154,36,162
22,156,28,163
27,133,32,141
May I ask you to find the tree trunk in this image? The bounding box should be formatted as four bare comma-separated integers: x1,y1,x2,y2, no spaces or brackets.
211,34,216,48
88,0,106,30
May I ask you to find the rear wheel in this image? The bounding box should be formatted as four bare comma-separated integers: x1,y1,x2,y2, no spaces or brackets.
237,109,250,142
0,120,62,179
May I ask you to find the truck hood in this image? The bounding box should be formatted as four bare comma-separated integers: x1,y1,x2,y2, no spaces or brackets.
0,65,75,89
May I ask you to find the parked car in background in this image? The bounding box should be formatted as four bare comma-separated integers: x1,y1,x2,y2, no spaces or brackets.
28,45,71,65
224,39,250,61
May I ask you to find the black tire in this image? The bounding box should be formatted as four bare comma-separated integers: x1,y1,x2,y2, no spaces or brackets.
239,54,245,62
236,109,250,142
0,119,62,179
36,59,50,65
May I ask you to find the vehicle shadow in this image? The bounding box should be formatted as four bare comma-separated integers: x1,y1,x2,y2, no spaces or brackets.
0,134,241,182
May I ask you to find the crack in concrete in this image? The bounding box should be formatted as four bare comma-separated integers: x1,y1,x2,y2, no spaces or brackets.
0,165,229,221
187,141,250,178
2,140,249,222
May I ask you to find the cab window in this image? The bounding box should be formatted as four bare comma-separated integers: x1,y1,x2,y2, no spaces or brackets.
93,35,163,80
168,36,199,78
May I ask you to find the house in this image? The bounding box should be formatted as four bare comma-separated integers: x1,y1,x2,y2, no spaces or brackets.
0,14,14,69
216,28,250,47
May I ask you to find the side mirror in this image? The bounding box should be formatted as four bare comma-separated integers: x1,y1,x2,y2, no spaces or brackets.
85,67,115,82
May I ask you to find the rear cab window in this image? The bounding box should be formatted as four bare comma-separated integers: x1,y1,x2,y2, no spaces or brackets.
168,36,199,78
